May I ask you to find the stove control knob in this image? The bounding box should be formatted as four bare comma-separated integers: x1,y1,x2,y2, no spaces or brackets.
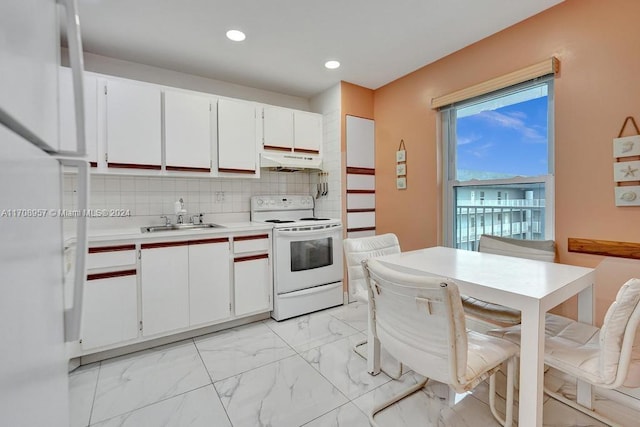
256,199,264,206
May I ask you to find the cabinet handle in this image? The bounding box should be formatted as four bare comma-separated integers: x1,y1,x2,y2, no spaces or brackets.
263,145,291,152
218,168,255,174
234,234,269,242
189,238,229,246
141,241,190,249
235,254,269,263
293,148,320,154
87,269,136,281
166,166,212,173
108,162,162,170
88,244,136,253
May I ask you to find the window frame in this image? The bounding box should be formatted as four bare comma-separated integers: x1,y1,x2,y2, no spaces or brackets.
440,76,555,248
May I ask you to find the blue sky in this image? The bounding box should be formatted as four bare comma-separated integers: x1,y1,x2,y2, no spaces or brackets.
456,96,548,179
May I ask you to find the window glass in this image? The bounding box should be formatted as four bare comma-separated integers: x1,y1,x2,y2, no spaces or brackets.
442,77,554,249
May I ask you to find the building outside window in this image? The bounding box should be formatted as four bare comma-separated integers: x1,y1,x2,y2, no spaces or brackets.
440,76,555,250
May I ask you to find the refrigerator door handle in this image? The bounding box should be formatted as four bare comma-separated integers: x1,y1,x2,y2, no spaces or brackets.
57,157,89,342
58,0,86,157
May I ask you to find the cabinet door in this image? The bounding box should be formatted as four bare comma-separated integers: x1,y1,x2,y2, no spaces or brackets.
59,68,98,163
263,106,293,151
105,78,161,169
164,90,212,172
294,111,322,154
81,271,138,350
217,98,257,174
140,243,189,336
234,254,270,316
189,239,231,326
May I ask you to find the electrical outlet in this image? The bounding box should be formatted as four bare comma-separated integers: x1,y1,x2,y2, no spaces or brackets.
216,191,225,202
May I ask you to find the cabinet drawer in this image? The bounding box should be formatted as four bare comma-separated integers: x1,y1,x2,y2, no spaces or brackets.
87,245,136,270
234,234,269,254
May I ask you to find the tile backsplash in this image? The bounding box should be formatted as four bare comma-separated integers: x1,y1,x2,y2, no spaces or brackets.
64,171,312,219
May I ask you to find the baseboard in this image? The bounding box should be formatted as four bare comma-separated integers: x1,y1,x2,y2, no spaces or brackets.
76,312,270,366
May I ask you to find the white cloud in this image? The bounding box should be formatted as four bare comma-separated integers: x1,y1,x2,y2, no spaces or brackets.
477,110,545,143
458,133,481,146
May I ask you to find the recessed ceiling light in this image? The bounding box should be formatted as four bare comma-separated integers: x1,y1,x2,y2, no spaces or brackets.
226,29,246,42
324,60,340,70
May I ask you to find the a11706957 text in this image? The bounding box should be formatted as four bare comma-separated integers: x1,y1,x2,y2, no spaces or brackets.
0,209,132,218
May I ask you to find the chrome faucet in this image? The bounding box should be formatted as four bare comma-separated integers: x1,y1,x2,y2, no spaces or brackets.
160,215,171,226
174,197,187,224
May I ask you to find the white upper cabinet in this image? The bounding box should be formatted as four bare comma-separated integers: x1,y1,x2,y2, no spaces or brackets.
59,68,98,163
105,78,161,169
164,90,212,172
217,98,257,174
263,106,294,151
293,111,322,154
262,106,323,155
346,115,375,169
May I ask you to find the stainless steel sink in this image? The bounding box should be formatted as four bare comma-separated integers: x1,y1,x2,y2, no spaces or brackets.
140,223,224,233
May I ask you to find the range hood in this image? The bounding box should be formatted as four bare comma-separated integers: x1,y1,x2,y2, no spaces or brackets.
260,152,323,172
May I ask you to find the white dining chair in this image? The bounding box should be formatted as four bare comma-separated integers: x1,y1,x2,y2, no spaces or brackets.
363,258,519,427
463,234,556,332
488,277,640,427
343,233,403,378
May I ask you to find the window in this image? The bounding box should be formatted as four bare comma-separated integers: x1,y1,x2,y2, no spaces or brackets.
441,77,554,250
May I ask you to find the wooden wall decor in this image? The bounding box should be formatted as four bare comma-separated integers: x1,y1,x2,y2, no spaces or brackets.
568,237,640,260
613,116,640,206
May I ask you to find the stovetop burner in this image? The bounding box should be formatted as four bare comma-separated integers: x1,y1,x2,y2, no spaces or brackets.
299,217,331,221
265,219,295,224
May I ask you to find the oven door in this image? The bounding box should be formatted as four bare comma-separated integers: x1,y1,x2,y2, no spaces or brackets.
273,225,343,294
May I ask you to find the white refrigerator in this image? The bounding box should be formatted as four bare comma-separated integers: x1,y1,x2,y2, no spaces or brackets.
0,1,89,426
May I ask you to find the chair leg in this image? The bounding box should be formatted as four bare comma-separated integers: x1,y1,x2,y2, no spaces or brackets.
353,339,403,379
369,378,429,427
489,357,514,427
543,385,624,427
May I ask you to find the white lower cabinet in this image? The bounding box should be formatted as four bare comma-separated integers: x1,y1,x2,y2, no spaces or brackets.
233,233,271,317
140,242,190,337
81,271,138,350
234,254,270,316
188,238,231,326
81,230,271,355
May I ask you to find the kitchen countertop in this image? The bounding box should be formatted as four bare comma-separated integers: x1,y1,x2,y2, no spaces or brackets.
65,221,273,246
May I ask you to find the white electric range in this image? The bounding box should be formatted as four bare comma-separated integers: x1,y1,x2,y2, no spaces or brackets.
250,195,343,320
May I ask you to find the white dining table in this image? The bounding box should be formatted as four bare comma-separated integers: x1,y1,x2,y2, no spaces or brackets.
369,246,595,427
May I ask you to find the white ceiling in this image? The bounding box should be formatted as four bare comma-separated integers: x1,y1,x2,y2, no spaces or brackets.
76,0,564,99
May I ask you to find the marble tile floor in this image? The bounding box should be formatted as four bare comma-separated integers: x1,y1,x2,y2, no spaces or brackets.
69,302,639,426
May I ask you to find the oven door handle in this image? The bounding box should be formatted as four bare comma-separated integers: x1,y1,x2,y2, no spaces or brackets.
275,226,342,237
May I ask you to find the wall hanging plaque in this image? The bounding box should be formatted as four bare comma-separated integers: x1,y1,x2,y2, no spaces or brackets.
396,139,407,190
613,116,640,206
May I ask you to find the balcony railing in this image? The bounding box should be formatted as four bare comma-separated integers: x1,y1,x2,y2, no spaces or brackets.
454,202,545,248
457,199,545,207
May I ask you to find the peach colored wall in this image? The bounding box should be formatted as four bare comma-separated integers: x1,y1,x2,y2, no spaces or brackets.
369,0,640,323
